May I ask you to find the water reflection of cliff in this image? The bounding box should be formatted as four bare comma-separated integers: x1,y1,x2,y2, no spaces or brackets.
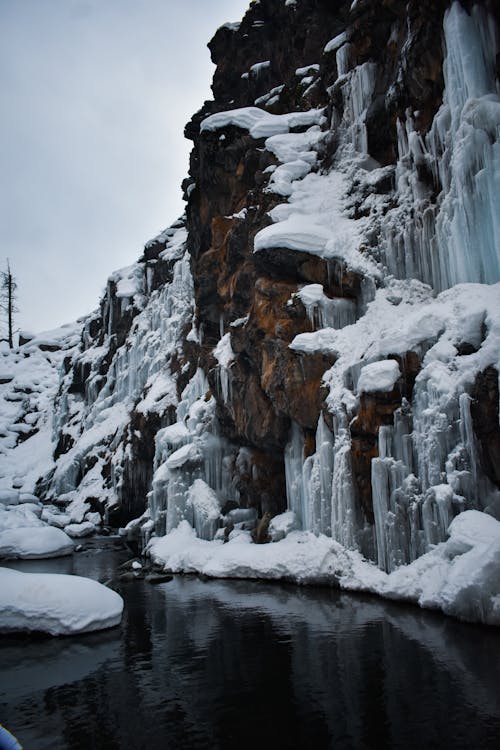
2,577,499,750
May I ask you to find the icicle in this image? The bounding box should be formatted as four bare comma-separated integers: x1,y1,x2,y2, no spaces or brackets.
188,479,221,540
213,332,235,404
330,414,360,549
341,62,377,153
393,404,413,471
336,43,352,78
297,285,357,330
368,365,498,573
284,421,306,528
378,426,393,459
316,414,335,536
383,2,500,291
148,362,237,540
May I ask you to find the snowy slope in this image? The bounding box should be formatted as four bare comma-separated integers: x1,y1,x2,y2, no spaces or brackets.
0,323,81,496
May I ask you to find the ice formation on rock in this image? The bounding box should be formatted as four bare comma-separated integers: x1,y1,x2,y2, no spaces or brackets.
279,2,500,582
383,3,500,292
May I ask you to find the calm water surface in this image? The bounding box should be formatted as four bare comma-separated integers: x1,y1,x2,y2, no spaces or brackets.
1,539,499,750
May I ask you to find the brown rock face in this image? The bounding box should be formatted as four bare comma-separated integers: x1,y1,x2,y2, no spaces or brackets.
248,277,334,429
181,0,461,520
208,268,336,453
215,364,289,448
471,367,500,490
233,448,287,517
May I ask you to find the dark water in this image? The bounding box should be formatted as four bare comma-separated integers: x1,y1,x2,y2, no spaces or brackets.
1,540,500,750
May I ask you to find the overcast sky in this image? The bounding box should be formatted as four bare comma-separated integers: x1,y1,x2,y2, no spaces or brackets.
0,0,250,334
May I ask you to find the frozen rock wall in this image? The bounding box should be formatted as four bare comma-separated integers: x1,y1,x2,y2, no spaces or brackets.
40,0,500,597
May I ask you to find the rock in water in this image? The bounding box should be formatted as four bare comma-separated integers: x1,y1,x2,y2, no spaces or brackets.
0,527,74,559
0,568,124,635
145,573,173,585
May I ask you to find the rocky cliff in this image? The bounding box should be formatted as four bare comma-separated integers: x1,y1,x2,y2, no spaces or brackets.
6,0,498,621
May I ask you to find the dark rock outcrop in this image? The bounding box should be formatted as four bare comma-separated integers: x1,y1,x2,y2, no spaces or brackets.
471,367,500,490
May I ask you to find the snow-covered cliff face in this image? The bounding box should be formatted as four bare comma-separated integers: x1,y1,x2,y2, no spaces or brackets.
0,325,81,500
32,0,499,603
40,221,194,525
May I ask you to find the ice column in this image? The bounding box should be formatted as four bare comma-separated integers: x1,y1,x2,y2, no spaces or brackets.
149,367,237,540
383,2,500,291
370,370,492,572
432,3,500,289
341,62,377,153
284,417,337,535
213,332,235,404
299,285,358,330
330,413,362,549
284,421,307,528
311,414,335,536
284,412,362,549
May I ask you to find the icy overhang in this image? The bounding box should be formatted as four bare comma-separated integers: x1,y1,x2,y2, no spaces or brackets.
200,106,325,139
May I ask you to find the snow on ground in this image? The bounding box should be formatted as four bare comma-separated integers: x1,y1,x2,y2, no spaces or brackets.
0,321,107,549
268,510,299,541
149,520,344,584
41,508,71,528
17,324,82,352
0,567,123,635
148,509,500,626
377,511,500,624
0,504,44,530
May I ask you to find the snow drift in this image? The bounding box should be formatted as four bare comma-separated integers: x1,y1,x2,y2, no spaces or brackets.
0,567,124,635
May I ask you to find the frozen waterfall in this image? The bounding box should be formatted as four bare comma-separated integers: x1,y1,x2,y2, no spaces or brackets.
283,1,500,572
384,2,500,292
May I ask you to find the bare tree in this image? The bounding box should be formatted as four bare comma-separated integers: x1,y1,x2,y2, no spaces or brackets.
0,260,18,349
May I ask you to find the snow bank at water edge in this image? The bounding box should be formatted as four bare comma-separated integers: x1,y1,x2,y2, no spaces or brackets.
148,510,500,626
0,568,123,635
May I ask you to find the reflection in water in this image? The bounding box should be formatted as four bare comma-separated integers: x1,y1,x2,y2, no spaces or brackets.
1,540,499,750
